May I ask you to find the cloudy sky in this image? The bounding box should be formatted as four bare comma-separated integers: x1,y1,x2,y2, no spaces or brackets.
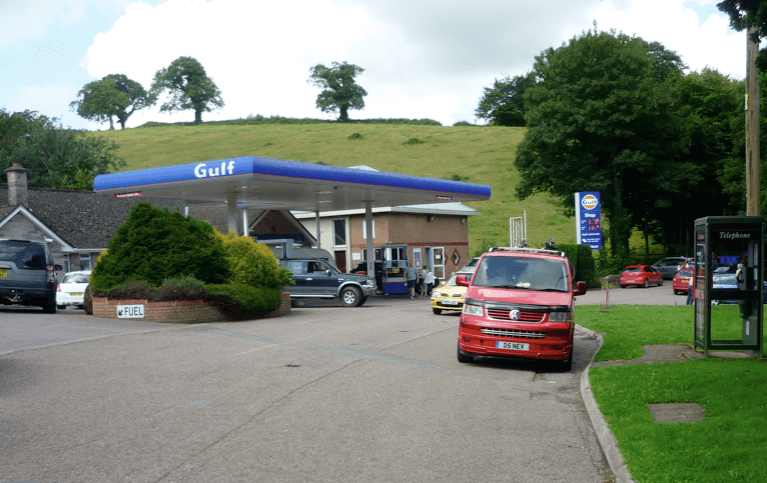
0,0,748,130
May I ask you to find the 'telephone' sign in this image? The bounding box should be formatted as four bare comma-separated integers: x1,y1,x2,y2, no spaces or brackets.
575,191,603,250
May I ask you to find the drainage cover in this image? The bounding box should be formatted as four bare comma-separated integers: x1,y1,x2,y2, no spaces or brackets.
648,403,706,424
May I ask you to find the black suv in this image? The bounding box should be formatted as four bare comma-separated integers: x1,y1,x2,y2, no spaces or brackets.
0,239,62,313
280,259,376,307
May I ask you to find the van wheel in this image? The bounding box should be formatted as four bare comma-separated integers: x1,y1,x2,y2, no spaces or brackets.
556,351,573,372
433,308,442,315
457,343,474,363
341,287,361,307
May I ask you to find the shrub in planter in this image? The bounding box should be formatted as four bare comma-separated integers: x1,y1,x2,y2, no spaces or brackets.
216,231,293,289
205,283,283,314
155,275,208,301
91,202,229,290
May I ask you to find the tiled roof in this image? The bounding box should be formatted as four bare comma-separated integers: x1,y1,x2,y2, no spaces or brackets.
0,186,210,249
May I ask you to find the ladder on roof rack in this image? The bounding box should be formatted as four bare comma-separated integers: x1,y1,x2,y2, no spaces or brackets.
488,246,566,257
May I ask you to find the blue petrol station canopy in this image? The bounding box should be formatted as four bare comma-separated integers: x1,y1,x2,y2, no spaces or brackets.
93,156,492,211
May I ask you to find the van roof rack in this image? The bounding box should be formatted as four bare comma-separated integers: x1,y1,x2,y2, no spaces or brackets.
488,246,566,257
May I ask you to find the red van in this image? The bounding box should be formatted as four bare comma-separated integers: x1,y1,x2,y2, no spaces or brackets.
456,247,587,371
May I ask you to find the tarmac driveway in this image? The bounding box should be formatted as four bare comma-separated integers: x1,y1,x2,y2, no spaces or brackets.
0,298,609,483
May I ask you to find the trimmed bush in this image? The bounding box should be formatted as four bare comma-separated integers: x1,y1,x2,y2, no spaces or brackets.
559,243,598,287
91,202,229,290
576,244,598,287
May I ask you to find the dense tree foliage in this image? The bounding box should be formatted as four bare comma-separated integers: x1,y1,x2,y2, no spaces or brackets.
69,74,151,130
475,72,536,127
150,56,224,123
657,69,745,251
515,29,687,258
90,203,229,290
0,109,125,190
308,62,367,122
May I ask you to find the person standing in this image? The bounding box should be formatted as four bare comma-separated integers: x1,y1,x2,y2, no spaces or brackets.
406,261,419,299
419,266,428,295
686,270,694,305
424,267,436,296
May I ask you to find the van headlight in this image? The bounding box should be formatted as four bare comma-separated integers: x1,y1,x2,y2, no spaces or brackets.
462,303,483,317
548,311,572,322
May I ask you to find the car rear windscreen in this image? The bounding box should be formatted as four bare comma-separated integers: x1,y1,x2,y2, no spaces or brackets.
0,241,47,270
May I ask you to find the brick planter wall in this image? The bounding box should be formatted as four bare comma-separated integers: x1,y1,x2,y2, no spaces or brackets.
91,291,291,323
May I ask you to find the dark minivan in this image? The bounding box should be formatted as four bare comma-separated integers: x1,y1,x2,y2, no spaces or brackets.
0,239,61,313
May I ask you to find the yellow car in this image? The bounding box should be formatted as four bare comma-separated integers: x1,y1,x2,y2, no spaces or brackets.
431,273,469,315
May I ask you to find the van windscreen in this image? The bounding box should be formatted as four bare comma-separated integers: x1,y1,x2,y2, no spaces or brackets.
473,256,568,292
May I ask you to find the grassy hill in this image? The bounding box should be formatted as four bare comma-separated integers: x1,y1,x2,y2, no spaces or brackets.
95,122,579,256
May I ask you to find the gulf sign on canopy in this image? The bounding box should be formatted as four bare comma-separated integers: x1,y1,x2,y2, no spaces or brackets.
575,191,602,250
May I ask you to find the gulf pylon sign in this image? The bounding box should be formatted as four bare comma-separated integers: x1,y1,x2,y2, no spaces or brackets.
575,192,602,250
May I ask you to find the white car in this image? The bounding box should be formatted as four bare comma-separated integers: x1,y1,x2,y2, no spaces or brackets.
56,270,91,309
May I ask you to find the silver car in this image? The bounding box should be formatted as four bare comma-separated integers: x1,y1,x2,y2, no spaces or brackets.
652,257,688,280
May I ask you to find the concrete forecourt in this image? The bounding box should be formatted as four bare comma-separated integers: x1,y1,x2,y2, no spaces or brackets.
1,296,611,483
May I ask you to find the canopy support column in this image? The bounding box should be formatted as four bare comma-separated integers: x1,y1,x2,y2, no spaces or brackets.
365,201,374,277
227,192,237,234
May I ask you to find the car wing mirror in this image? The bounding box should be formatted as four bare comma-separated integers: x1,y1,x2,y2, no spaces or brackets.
325,269,332,276
456,274,469,287
573,281,587,296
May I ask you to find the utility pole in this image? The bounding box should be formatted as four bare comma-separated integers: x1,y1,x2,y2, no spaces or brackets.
746,26,760,216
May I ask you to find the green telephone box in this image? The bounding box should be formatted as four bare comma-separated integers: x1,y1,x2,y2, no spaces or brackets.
693,216,763,358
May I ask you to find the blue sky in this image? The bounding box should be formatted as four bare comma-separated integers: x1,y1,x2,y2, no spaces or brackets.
0,0,747,131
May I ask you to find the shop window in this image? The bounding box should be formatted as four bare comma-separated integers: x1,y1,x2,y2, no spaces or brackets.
333,219,346,246
80,253,92,271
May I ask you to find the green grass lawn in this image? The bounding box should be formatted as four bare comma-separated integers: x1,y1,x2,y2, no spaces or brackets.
578,306,767,482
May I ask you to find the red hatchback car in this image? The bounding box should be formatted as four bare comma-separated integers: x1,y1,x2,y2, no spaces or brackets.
672,268,694,295
619,265,663,288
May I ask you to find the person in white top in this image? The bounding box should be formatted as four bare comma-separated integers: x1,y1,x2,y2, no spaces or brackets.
424,267,436,296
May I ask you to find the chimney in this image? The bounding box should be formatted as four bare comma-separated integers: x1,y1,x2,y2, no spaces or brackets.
5,163,28,207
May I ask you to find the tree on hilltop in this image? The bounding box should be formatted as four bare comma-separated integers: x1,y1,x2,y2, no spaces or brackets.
150,56,224,123
70,74,151,130
308,62,367,122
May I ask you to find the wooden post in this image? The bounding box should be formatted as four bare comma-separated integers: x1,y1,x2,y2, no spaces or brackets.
746,26,760,216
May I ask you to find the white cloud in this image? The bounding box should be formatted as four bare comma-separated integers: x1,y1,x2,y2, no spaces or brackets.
593,0,745,78
68,0,751,130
